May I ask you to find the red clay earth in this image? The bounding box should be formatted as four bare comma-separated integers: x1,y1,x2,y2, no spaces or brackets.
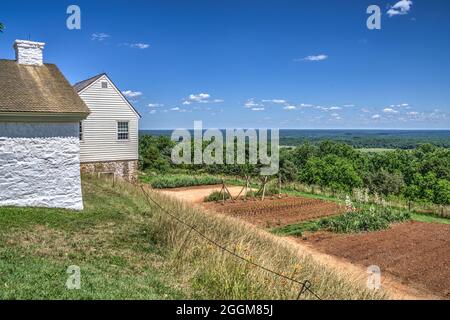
204,196,346,228
301,221,450,299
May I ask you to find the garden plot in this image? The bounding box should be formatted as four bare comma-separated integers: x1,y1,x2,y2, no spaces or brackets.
203,196,346,228
301,221,450,299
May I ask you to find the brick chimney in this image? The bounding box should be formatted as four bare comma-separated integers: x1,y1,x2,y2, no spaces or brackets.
13,40,46,66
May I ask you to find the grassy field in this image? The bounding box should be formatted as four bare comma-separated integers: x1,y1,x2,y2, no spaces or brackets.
0,176,385,300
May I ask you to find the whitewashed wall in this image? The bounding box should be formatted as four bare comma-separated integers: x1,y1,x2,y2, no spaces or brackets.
0,122,84,210
78,75,139,163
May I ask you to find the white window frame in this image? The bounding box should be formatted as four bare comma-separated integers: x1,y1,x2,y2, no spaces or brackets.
117,121,130,141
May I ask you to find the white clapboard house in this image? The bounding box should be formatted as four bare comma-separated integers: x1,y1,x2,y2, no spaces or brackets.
73,74,141,181
0,40,90,210
0,39,141,210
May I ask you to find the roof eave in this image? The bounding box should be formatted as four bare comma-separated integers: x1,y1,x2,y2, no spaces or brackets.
0,111,89,122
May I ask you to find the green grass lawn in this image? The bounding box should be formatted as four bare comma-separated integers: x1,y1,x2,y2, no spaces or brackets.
410,213,450,225
0,176,385,300
0,178,184,299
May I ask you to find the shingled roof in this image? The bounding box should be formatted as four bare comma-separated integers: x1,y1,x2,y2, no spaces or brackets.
0,59,90,115
73,73,105,93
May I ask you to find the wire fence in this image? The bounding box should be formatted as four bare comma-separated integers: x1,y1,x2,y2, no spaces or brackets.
138,184,322,300
283,182,450,218
113,176,323,300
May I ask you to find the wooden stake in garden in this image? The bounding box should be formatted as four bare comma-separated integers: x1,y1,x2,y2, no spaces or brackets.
254,176,269,201
278,174,282,199
218,179,233,205
234,174,251,200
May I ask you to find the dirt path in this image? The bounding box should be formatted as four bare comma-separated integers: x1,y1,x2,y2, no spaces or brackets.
158,184,246,204
159,186,444,300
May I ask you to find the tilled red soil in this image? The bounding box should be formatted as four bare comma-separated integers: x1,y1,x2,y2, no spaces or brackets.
302,221,450,299
204,196,346,228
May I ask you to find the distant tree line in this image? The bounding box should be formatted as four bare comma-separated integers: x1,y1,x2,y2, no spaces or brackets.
139,135,450,205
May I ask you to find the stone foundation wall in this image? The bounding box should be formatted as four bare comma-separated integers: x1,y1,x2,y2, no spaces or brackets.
80,160,138,182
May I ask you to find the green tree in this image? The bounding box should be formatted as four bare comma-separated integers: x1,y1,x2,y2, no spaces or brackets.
366,168,405,196
279,158,298,182
139,135,174,173
0,22,4,33
434,179,450,205
299,155,362,192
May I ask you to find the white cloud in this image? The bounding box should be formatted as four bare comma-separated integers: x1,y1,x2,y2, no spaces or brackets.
189,93,210,102
283,105,297,110
383,108,399,114
262,99,287,104
120,42,150,49
316,106,342,112
300,103,314,108
407,111,419,116
295,54,328,62
244,99,263,108
343,104,355,108
251,107,265,111
148,103,163,108
390,103,409,108
387,0,413,17
372,114,381,119
91,33,110,41
122,90,143,98
182,93,222,105
149,110,156,114
169,107,187,112
130,43,150,49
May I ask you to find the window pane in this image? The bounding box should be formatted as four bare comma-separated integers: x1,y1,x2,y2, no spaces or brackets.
117,122,129,140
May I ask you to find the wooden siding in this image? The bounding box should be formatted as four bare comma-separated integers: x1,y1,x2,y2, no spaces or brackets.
78,75,139,163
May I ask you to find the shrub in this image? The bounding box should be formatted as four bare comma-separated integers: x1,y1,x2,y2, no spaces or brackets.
318,207,410,233
204,191,231,202
273,207,411,237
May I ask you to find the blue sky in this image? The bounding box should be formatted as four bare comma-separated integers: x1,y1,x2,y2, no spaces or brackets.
1,0,449,129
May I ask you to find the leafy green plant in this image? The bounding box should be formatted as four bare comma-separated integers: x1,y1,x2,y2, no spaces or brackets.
273,207,411,236
319,207,410,233
204,191,230,202
150,175,222,189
